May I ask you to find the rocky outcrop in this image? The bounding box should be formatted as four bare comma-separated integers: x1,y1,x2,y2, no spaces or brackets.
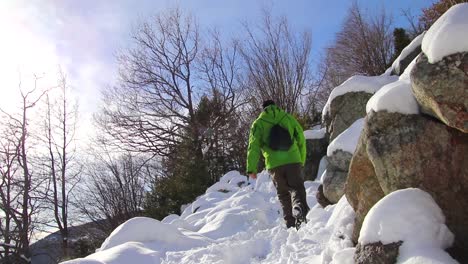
345,111,468,261
345,130,385,241
304,136,328,180
411,52,468,133
323,150,353,203
325,92,373,141
354,241,402,264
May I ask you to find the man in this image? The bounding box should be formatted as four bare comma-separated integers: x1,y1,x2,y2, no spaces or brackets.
247,100,309,229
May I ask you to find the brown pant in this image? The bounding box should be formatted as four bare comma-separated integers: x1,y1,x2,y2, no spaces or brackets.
269,163,309,227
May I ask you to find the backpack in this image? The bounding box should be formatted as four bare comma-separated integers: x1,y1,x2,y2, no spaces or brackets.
266,114,293,151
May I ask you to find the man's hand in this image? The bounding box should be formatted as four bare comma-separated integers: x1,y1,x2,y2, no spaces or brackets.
249,173,257,180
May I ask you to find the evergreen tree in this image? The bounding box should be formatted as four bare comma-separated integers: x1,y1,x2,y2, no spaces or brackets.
393,28,411,60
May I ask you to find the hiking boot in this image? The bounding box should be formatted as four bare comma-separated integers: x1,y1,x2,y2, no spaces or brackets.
292,205,302,218
292,205,308,230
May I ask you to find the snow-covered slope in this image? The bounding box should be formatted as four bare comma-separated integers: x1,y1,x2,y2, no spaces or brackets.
63,171,356,264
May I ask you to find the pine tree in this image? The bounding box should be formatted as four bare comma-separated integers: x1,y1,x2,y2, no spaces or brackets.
393,28,411,59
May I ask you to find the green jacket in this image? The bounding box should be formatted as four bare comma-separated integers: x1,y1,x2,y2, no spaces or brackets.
246,105,306,173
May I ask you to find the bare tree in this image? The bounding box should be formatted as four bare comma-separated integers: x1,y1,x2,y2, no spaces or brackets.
75,149,155,233
0,76,49,263
0,126,21,262
97,8,201,156
402,0,467,38
240,10,312,114
314,2,394,105
40,70,80,258
329,2,393,76
97,8,246,160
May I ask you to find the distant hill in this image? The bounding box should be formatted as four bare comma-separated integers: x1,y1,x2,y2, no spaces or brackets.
31,221,108,264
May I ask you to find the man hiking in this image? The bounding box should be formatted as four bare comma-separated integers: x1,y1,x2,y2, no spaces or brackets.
246,100,309,229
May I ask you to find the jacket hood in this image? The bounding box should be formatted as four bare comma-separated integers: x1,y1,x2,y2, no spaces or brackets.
259,105,287,123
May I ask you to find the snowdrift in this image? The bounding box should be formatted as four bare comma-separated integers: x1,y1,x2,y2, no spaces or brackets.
63,171,356,264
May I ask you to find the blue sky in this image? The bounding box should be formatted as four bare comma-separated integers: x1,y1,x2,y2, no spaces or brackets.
0,0,434,135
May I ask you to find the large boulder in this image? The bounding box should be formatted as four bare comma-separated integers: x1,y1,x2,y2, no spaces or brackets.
322,75,398,141
323,150,353,204
345,131,385,242
411,52,468,133
323,119,365,204
345,112,468,261
326,92,373,140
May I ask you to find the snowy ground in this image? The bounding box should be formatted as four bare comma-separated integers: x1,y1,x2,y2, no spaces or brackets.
63,171,356,264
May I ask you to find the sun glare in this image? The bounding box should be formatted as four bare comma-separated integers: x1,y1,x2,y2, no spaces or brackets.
0,1,60,112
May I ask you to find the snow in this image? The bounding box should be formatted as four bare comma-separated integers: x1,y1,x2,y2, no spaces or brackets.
321,196,356,264
304,127,326,139
62,173,459,264
366,54,420,115
422,3,468,63
330,247,355,264
98,217,210,252
327,118,365,157
366,80,419,115
391,32,425,74
321,75,398,119
63,170,358,264
359,188,457,264
317,156,328,182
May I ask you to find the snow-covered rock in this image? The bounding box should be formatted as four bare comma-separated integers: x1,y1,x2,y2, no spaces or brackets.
366,80,419,115
359,188,456,264
304,127,326,139
322,119,365,204
422,3,468,63
367,52,420,115
327,118,365,157
322,75,398,119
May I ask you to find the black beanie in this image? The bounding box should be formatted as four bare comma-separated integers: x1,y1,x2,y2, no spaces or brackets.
262,100,275,109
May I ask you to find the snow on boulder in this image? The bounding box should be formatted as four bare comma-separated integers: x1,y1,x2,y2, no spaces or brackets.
327,118,365,157
411,13,468,133
359,188,456,263
422,3,468,63
304,127,326,139
366,80,419,115
367,54,420,116
322,75,398,119
323,118,365,204
99,217,210,252
317,156,328,183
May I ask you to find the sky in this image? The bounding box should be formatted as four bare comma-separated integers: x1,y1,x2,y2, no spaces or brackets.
0,0,434,141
